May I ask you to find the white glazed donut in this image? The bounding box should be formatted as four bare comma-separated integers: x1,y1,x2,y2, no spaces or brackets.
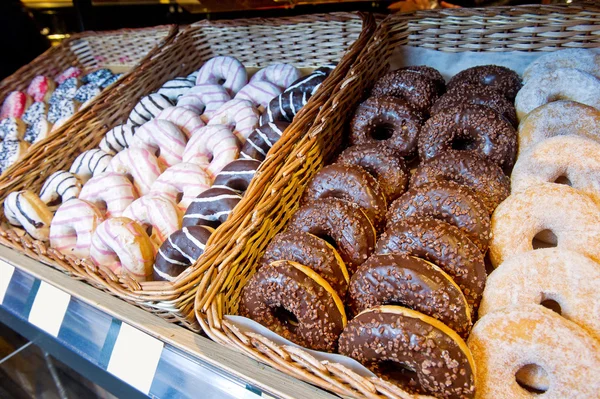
235,81,282,109
182,125,239,178
207,99,259,142
156,77,194,101
49,199,104,258
69,149,113,183
106,147,163,195
515,68,600,121
123,195,182,246
127,93,173,126
523,49,600,83
99,124,136,155
155,106,204,139
4,190,53,241
0,117,26,140
79,172,138,217
150,162,211,212
195,56,248,95
176,84,230,120
23,118,52,144
0,139,29,173
512,135,600,204
47,97,78,124
22,101,47,125
480,248,600,340
250,64,301,89
39,170,82,206
131,119,187,168
90,217,155,281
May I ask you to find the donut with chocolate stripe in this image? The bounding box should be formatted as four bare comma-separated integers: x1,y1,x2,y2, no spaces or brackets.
240,121,288,161
157,77,194,101
4,190,53,241
69,149,113,183
182,186,242,228
212,159,261,193
127,93,173,126
39,170,82,206
99,124,136,155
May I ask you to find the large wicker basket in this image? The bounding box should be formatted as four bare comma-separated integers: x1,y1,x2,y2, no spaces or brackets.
194,4,600,398
0,25,177,176
0,13,376,332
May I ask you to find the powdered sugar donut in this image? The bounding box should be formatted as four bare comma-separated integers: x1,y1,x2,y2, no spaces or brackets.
79,172,137,217
39,170,82,206
90,217,154,281
250,64,301,89
22,101,47,125
208,99,259,142
157,77,194,101
24,118,52,144
195,56,248,95
240,121,288,161
4,190,53,241
50,199,104,258
182,125,239,178
155,106,204,138
99,124,136,155
0,117,26,140
150,162,211,212
107,147,163,195
127,93,173,126
0,139,29,173
235,81,282,109
69,149,113,183
176,84,230,120
523,49,600,82
47,97,79,124
123,195,182,246
131,119,186,168
1,91,32,119
55,67,82,84
27,76,55,102
515,68,600,121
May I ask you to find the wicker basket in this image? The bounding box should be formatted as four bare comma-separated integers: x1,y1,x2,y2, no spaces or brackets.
0,13,375,332
0,25,177,176
194,4,600,398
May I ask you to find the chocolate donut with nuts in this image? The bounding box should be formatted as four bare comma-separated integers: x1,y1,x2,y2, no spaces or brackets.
400,65,446,95
370,69,441,114
447,64,522,101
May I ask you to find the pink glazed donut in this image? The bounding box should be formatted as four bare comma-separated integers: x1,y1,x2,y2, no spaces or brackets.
195,56,248,95
177,84,230,121
123,195,182,247
131,119,187,168
207,99,260,142
150,162,211,212
79,172,138,218
250,64,301,89
155,106,205,139
50,199,104,258
182,125,239,178
107,147,163,195
1,91,33,119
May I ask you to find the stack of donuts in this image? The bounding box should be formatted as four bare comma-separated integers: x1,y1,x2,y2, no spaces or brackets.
4,56,334,284
240,64,522,398
0,67,122,173
469,49,600,398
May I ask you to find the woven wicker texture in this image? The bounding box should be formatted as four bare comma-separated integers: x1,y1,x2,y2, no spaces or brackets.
0,26,176,176
194,4,600,398
0,13,371,331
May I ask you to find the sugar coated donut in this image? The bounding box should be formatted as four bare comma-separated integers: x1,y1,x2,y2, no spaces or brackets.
153,225,213,281
69,149,113,183
155,106,204,139
249,64,301,89
73,83,101,105
240,121,288,161
23,118,52,144
107,147,163,195
131,119,187,168
420,104,517,173
27,76,55,103
339,305,475,399
517,100,600,156
1,91,32,119
337,143,408,202
208,99,260,142
239,259,346,352
349,96,424,158
79,172,137,218
22,101,47,125
51,77,79,101
99,124,136,155
370,69,441,114
176,84,230,120
127,93,173,126
0,117,26,140
515,68,600,121
182,125,239,178
523,48,600,82
4,190,53,241
157,77,194,101
90,217,154,281
235,81,282,109
55,66,82,84
195,56,248,95
468,305,600,399
182,186,241,228
150,162,211,212
348,254,471,337
447,65,522,101
50,199,104,258
82,68,113,86
47,97,78,124
261,230,349,297
39,170,82,206
123,195,182,246
0,139,29,173
212,159,260,193
490,183,600,267
287,198,376,275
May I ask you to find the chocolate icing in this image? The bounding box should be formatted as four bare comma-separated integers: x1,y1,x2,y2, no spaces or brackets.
240,121,288,161
400,65,446,95
182,186,241,228
371,70,441,114
447,64,522,101
212,159,261,193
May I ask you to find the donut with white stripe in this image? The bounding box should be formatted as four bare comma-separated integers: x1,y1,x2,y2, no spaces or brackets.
106,147,163,195
212,159,260,193
23,118,52,144
1,91,32,119
182,186,242,228
131,119,187,168
176,84,230,120
235,81,282,109
127,93,173,126
123,195,182,247
22,101,47,125
155,106,204,139
208,99,259,142
157,77,194,101
4,190,53,241
150,162,211,212
153,225,213,281
250,64,301,89
39,170,82,206
27,76,55,103
90,217,155,281
0,117,26,140
55,67,82,84
0,139,29,173
79,172,138,218
50,199,104,258
195,56,248,95
240,121,288,161
182,125,239,178
99,124,136,155
69,149,113,183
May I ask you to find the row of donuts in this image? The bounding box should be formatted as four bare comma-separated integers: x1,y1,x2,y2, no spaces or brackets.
467,49,600,399
0,67,121,173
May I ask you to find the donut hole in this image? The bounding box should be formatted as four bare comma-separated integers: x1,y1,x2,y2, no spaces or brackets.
175,191,184,203
540,296,562,315
273,306,299,332
317,234,339,250
532,230,557,249
516,364,549,394
217,78,226,85
145,225,154,237
451,135,477,151
554,175,572,186
371,123,395,141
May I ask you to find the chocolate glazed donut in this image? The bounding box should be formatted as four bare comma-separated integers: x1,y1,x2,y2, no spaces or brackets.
349,96,424,158
411,149,510,214
212,159,261,193
400,66,446,95
418,104,517,174
376,216,486,310
338,306,476,399
387,181,490,253
347,253,471,337
447,65,522,101
301,164,387,230
239,260,346,352
371,69,441,114
287,198,376,275
336,143,409,202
